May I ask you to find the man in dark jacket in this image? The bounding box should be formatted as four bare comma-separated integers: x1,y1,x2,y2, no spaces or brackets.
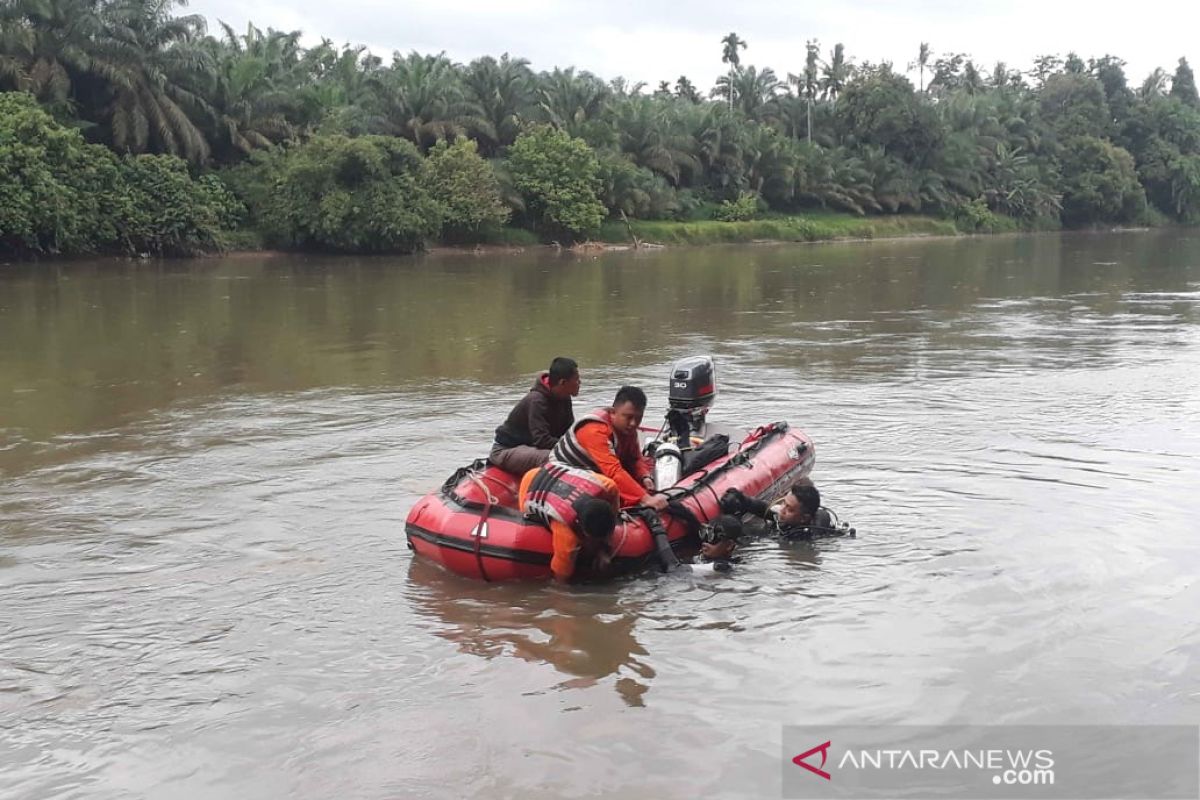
489,357,580,475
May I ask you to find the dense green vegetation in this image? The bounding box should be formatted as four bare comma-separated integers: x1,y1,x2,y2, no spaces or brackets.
0,92,239,255
3,0,1200,256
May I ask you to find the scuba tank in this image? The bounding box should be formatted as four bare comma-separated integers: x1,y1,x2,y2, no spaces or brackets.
653,440,683,490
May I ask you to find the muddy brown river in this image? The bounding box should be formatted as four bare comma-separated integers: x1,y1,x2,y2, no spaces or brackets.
2,231,1199,798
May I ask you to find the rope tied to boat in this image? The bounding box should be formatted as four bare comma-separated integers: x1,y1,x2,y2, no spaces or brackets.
466,472,497,583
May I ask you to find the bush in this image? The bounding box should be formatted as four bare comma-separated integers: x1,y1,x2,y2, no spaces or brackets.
424,138,510,239
260,134,443,252
950,197,1004,232
1060,136,1147,226
115,155,243,256
714,192,759,222
0,92,236,257
506,125,606,240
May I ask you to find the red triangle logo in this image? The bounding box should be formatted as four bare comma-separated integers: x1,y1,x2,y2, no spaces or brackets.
793,740,832,780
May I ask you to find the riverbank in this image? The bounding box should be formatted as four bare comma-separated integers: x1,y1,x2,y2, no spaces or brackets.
594,212,964,247
203,212,969,260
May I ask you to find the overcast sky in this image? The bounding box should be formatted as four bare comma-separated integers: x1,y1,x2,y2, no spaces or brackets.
185,0,1197,91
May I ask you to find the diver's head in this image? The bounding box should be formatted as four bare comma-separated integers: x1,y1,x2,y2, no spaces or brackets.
779,480,821,528
700,514,743,561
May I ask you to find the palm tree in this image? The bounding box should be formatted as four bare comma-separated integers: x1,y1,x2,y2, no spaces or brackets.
200,21,314,158
719,32,746,111
610,96,698,185
803,40,821,138
0,0,103,112
821,43,850,102
371,51,487,148
463,53,533,155
742,123,795,202
962,60,984,95
776,94,807,141
787,39,821,141
608,76,645,97
678,102,747,192
297,42,383,135
1139,67,1169,99
981,142,1061,219
713,64,784,120
795,143,875,214
1,0,212,160
674,75,701,103
908,42,931,93
534,66,612,145
93,0,213,161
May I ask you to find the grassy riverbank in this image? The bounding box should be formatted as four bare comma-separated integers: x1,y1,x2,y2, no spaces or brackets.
595,212,966,247
225,211,1062,256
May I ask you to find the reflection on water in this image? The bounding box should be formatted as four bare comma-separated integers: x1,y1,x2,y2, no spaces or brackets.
2,230,1200,799
406,559,654,707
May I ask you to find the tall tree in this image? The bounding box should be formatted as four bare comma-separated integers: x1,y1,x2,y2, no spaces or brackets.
1088,55,1134,128
909,41,931,93
674,75,701,103
821,43,849,102
201,22,309,160
928,52,966,94
462,53,533,155
1170,57,1199,108
535,66,613,146
804,39,820,138
713,64,784,120
371,51,486,148
1140,67,1169,99
719,32,746,111
991,61,1010,89
1029,54,1063,88
1039,72,1111,140
787,41,822,140
962,60,984,95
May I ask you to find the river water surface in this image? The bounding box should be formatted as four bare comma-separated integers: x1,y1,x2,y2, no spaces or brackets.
2,231,1199,799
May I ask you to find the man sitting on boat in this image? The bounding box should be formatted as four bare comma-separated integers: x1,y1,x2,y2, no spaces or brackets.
519,463,620,583
489,357,580,476
550,385,669,512
719,478,846,539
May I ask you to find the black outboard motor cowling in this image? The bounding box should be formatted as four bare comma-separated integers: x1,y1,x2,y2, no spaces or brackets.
667,355,716,436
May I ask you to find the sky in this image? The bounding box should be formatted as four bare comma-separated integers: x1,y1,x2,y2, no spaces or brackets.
184,0,1198,92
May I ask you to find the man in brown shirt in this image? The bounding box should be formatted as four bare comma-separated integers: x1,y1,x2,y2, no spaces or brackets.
488,357,580,475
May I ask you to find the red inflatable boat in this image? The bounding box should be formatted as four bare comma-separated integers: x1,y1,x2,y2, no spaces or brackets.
404,420,815,581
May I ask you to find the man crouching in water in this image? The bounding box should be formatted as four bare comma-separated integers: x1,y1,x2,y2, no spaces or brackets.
519,463,620,583
718,478,847,539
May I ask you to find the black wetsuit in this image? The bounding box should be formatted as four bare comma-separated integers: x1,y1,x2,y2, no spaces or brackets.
732,496,841,540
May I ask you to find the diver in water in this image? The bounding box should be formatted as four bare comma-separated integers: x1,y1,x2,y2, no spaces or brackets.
688,514,745,574
718,478,854,540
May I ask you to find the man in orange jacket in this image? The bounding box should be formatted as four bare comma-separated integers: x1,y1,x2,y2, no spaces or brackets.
549,386,669,511
519,464,620,583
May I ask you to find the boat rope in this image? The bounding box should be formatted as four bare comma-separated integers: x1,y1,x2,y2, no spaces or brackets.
466,473,496,583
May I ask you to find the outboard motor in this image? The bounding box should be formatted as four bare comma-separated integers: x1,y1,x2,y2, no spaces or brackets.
666,355,717,446
651,355,718,488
